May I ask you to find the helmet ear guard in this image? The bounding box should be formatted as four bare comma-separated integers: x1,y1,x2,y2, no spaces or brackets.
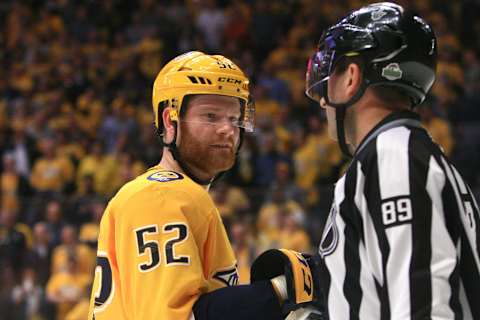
168,102,179,122
154,99,180,139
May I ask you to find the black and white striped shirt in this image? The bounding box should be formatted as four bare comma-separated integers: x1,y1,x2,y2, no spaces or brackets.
317,111,480,320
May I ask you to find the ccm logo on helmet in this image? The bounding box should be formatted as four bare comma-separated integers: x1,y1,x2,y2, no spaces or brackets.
218,77,242,85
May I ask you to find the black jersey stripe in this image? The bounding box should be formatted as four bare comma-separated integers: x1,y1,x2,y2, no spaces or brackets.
408,128,433,318
341,164,361,320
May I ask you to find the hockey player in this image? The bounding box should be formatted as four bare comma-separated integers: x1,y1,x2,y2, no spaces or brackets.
89,51,323,320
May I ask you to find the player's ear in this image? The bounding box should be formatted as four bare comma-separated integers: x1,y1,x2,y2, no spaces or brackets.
345,63,362,100
162,107,176,144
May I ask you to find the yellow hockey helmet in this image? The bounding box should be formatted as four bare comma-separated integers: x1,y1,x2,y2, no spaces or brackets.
152,51,254,133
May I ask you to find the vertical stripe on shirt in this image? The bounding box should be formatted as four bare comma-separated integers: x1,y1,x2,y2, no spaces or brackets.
426,156,456,319
355,162,381,320
341,164,362,320
408,130,433,319
363,148,391,320
377,127,412,319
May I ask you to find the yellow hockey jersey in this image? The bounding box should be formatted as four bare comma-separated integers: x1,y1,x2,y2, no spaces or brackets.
88,165,238,320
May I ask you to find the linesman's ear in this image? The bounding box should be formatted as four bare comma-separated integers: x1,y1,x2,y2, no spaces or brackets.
345,63,363,101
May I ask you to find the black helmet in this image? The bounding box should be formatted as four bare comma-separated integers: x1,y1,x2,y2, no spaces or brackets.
306,2,437,107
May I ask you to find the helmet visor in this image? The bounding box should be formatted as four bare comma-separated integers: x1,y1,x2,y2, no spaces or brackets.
306,24,377,103
181,98,255,132
240,98,255,132
305,48,334,103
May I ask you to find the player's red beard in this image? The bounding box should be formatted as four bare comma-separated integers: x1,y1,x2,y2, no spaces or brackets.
178,122,238,179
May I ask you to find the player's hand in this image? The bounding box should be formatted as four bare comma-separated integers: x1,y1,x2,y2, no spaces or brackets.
250,249,325,318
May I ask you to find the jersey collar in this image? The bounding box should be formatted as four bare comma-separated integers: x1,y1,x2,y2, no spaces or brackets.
354,110,422,157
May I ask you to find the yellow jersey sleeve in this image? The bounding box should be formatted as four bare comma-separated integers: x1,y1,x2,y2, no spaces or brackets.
89,168,238,320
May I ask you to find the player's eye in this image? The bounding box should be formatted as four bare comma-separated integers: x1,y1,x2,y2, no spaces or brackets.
203,113,218,122
229,116,240,126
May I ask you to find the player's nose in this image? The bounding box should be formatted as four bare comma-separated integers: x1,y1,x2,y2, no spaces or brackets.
216,119,237,136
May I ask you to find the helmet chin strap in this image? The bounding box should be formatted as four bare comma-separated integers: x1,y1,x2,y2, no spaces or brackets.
323,81,368,158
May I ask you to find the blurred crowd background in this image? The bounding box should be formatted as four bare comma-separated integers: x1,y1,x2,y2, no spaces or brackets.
1,0,479,319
